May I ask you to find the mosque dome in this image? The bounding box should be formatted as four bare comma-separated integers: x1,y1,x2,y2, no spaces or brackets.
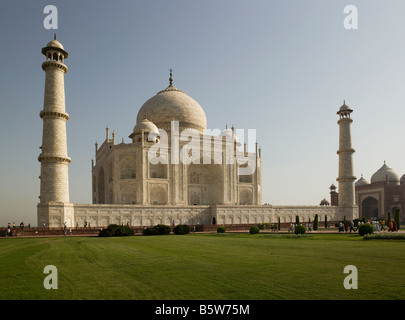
400,174,405,185
370,162,399,184
136,70,207,135
355,175,370,187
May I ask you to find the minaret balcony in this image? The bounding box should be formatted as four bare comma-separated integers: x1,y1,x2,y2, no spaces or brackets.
40,110,69,121
41,60,68,73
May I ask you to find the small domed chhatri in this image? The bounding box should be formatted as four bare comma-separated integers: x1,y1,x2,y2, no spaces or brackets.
220,125,242,147
46,39,64,50
320,198,330,206
136,69,207,134
129,119,159,143
41,34,68,58
338,100,352,113
132,119,158,134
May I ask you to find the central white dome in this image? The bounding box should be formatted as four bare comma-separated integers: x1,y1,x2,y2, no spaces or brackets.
136,80,207,134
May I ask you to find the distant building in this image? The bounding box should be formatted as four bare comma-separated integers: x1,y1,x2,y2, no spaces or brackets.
354,162,405,220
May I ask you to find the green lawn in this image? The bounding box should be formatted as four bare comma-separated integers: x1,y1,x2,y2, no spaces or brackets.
1,233,404,300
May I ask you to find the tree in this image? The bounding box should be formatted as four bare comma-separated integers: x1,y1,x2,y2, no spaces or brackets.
395,207,401,230
325,215,328,228
278,217,281,231
295,215,300,225
314,214,319,231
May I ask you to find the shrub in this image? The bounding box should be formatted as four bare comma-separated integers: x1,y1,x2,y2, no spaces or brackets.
324,215,328,228
173,224,190,235
259,223,271,230
115,226,135,237
154,224,171,235
314,214,319,231
98,228,113,237
99,224,134,237
249,226,260,234
294,225,306,235
217,226,226,233
115,225,135,237
142,224,171,236
359,223,374,236
142,227,160,236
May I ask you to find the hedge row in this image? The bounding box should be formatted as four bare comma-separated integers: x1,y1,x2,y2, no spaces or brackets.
363,233,405,240
99,224,134,237
143,224,190,236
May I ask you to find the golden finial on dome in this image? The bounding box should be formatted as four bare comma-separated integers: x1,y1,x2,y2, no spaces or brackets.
169,68,173,86
54,33,57,40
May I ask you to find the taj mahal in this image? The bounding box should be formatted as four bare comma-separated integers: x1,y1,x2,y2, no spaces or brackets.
37,36,359,228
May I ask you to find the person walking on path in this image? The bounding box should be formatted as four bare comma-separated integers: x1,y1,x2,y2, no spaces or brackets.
389,220,394,232
349,220,355,232
380,220,386,231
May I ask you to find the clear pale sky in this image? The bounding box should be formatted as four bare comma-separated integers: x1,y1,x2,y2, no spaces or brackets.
1,1,405,226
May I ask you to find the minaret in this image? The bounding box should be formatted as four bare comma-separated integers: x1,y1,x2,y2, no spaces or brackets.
39,35,70,203
38,36,73,227
336,101,357,218
329,184,338,206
